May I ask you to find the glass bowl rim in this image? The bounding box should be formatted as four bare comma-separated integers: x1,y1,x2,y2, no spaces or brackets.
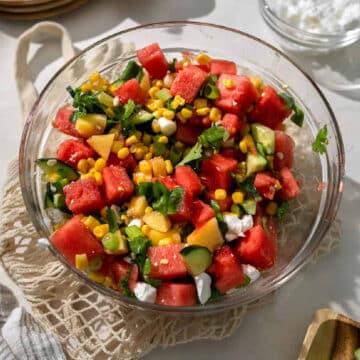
19,20,345,314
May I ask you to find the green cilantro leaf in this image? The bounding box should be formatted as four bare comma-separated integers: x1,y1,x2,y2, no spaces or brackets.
276,201,289,219
177,141,203,166
278,92,304,128
144,277,162,288
210,200,228,235
118,61,143,83
143,258,151,276
107,207,119,233
199,126,228,149
169,58,177,73
206,286,223,304
278,92,295,110
167,187,184,215
119,268,136,298
312,125,328,154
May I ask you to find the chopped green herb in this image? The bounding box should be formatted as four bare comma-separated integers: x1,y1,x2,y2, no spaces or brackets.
143,258,151,276
169,145,183,166
177,141,203,166
117,60,143,83
199,126,228,149
206,286,223,304
210,200,228,234
169,58,177,73
278,92,304,127
276,201,289,219
119,268,136,298
167,187,184,215
237,274,251,288
107,207,119,233
144,277,162,288
137,182,153,198
152,181,170,214
312,125,328,154
200,74,218,98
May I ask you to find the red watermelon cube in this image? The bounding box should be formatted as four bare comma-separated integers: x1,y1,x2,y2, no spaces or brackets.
215,74,258,114
156,176,178,191
102,165,135,205
254,172,278,200
156,283,197,307
200,154,237,191
249,86,292,129
205,192,233,212
192,200,216,228
63,177,104,214
107,152,137,173
221,113,246,137
174,165,202,197
235,221,277,270
111,260,139,294
52,106,81,138
210,59,237,76
114,78,146,105
50,216,104,265
168,190,193,223
175,120,202,146
277,167,300,200
274,131,295,170
170,65,207,103
207,245,245,293
137,43,169,79
147,244,187,280
56,139,95,169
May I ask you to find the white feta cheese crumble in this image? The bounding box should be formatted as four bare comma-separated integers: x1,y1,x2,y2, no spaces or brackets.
134,282,157,303
128,218,143,228
224,214,253,241
242,264,261,283
113,96,120,107
194,272,212,305
158,117,177,136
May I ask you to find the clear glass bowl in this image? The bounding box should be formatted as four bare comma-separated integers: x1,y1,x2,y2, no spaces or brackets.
19,21,345,314
260,0,360,51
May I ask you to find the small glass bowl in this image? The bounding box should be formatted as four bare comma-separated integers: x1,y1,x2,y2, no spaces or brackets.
19,21,345,315
260,0,360,51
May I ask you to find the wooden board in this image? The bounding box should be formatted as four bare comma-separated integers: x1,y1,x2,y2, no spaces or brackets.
298,309,360,360
0,0,74,13
0,0,87,19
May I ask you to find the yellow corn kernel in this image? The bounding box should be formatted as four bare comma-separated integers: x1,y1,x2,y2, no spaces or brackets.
144,152,153,160
163,109,175,120
180,107,193,119
153,109,163,119
75,254,89,271
194,98,208,109
158,136,168,144
149,86,161,98
77,159,89,173
151,119,161,133
149,144,155,154
134,130,142,140
175,141,184,149
45,172,62,183
209,107,222,122
103,276,114,288
250,76,263,91
176,112,187,124
81,82,92,93
94,171,103,185
244,134,255,149
171,100,180,110
165,160,173,174
142,133,152,145
214,189,227,201
88,271,105,284
196,53,211,65
140,225,150,236
111,140,124,153
89,71,100,83
133,172,146,185
82,215,101,231
139,160,152,175
93,224,110,239
152,79,164,88
80,173,93,180
108,126,121,137
222,78,234,89
100,207,108,219
171,232,181,243
158,237,173,246
120,214,129,225
117,147,130,160
266,201,278,216
109,84,118,93
145,206,153,215
174,95,186,106
196,107,210,116
87,157,96,167
232,191,245,204
135,147,147,161
146,99,164,112
94,158,106,172
151,157,167,177
239,139,248,153
275,180,282,190
129,144,139,154
125,135,138,147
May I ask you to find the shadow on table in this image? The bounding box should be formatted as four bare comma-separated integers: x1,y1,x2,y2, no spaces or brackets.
0,0,216,41
284,41,360,101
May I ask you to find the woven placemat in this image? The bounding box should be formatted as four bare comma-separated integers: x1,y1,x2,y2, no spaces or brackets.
0,157,342,359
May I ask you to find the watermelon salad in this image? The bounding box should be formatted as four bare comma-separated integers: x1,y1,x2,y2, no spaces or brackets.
36,43,307,307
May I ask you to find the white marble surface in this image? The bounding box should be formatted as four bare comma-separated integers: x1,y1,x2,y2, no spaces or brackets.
0,1,359,359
